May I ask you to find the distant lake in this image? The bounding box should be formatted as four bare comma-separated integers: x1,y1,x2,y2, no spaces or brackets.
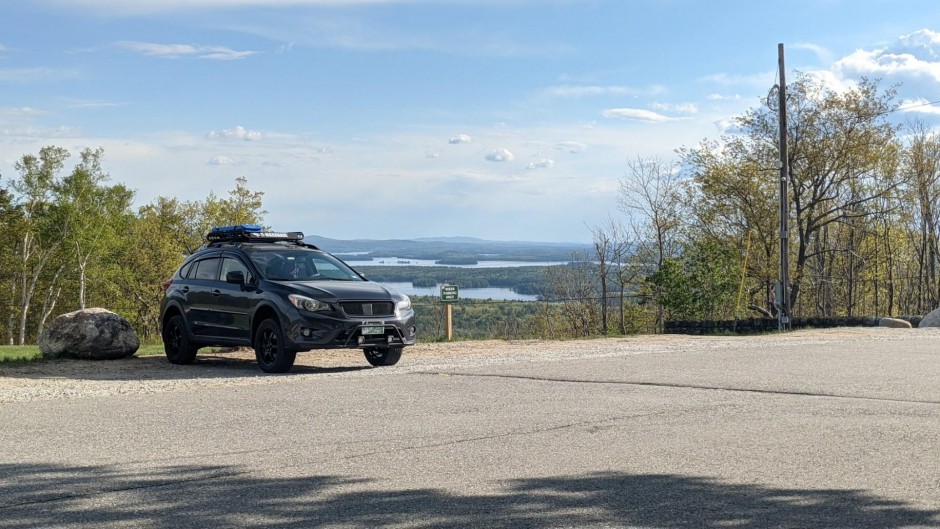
378,282,538,302
343,256,565,268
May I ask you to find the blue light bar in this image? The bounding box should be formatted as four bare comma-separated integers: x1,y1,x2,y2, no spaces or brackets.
206,225,304,242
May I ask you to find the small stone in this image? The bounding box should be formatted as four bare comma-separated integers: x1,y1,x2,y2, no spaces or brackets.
878,317,912,329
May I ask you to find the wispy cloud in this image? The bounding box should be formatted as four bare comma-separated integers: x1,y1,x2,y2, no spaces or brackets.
554,141,587,154
792,42,833,63
651,102,698,114
0,107,46,117
66,99,129,109
541,84,665,99
117,41,257,60
207,155,241,166
899,98,940,115
699,71,775,88
449,134,472,144
601,108,672,123
207,125,263,141
0,67,80,83
41,0,415,16
526,158,554,170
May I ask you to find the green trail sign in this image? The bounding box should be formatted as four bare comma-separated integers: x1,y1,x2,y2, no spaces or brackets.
441,284,459,303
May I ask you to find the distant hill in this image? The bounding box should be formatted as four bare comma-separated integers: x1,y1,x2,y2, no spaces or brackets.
305,235,591,262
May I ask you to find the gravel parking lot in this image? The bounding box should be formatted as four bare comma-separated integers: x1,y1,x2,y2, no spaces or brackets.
3,326,937,403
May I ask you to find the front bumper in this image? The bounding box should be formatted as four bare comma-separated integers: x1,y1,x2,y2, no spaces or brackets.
281,309,417,352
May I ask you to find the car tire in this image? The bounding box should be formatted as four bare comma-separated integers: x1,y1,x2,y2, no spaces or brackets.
163,315,198,365
254,318,296,373
363,346,402,367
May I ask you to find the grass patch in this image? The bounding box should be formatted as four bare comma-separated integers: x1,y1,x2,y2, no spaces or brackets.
0,343,167,364
0,346,43,364
136,344,166,356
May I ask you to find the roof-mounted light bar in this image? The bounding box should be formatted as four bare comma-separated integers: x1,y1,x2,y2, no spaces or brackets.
206,225,305,243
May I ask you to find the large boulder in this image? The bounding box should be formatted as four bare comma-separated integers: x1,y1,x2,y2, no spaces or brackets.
919,307,940,328
38,308,140,360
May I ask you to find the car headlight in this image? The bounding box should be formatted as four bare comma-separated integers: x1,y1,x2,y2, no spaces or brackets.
396,295,412,313
288,294,330,312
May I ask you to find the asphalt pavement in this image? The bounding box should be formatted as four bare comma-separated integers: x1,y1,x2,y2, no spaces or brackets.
1,331,938,528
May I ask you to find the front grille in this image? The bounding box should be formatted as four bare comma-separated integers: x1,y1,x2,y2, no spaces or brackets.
339,301,395,317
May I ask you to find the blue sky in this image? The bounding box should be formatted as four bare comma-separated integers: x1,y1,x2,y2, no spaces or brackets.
4,0,940,242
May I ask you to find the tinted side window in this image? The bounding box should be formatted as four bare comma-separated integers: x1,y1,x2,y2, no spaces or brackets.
221,256,252,282
179,261,196,279
193,258,222,281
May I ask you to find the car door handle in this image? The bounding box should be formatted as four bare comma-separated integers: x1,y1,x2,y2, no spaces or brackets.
181,286,189,293
211,289,222,296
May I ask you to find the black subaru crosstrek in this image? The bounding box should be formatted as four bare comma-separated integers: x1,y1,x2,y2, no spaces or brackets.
159,225,416,372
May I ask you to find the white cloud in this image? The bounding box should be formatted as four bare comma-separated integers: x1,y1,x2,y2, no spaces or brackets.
601,108,672,123
207,125,263,141
117,41,256,60
900,98,940,115
706,93,741,101
714,119,744,135
526,158,554,170
484,148,514,162
651,102,698,114
207,155,241,166
448,134,472,144
832,30,940,92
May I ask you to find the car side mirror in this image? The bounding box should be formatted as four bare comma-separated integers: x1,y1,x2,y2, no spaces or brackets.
226,270,245,284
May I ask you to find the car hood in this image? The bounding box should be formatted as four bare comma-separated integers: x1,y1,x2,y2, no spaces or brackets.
280,280,400,301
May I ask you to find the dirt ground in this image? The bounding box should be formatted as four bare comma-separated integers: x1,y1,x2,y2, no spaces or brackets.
1,326,936,403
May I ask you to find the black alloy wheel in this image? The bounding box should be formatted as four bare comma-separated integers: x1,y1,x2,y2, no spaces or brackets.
363,346,403,367
163,315,198,365
254,318,297,373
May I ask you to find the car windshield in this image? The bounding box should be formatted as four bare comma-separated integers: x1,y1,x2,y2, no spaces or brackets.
247,247,363,281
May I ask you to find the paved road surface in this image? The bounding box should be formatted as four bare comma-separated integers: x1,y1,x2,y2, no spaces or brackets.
1,329,938,528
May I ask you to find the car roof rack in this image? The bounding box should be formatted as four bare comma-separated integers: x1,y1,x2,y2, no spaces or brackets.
206,225,308,245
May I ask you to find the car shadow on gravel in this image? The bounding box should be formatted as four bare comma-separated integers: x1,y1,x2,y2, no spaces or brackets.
0,463,936,528
0,352,372,382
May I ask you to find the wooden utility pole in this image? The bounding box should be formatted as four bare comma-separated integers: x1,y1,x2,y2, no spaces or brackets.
777,43,791,331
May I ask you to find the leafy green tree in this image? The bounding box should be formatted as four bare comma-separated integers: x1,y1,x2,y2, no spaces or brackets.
683,74,901,316
649,238,741,321
123,197,192,338
8,146,70,344
55,148,135,310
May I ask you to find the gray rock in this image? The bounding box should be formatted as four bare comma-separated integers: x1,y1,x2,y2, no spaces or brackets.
38,308,140,360
878,317,912,328
919,307,940,328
